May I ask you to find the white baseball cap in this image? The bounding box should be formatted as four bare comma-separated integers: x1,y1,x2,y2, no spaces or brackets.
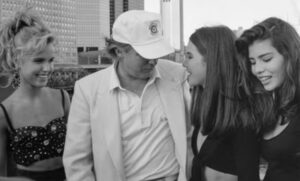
112,10,174,59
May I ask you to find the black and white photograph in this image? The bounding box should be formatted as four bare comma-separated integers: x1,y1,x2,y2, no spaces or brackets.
0,0,299,181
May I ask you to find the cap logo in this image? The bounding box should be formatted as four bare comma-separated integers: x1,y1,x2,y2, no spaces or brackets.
149,21,159,35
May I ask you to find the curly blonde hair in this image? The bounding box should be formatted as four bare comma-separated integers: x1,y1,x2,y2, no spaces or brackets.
0,7,56,87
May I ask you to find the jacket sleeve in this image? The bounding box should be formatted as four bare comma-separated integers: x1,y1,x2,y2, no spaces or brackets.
63,82,96,181
182,75,193,179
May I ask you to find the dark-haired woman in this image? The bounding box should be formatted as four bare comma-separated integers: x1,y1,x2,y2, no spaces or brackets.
183,25,261,181
236,17,300,181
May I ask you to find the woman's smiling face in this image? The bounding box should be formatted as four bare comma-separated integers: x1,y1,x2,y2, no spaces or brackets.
183,40,207,87
248,39,286,91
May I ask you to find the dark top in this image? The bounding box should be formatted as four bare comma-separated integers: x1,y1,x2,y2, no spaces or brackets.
16,167,65,181
0,89,67,166
261,112,300,181
190,126,260,181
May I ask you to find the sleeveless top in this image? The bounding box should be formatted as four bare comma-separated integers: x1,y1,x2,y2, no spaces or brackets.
0,89,67,167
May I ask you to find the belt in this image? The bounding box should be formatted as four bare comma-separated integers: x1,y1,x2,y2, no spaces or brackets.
146,173,178,181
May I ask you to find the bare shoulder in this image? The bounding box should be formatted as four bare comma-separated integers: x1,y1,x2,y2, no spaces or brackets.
0,96,14,131
0,104,6,131
46,87,70,113
46,87,63,99
47,88,69,100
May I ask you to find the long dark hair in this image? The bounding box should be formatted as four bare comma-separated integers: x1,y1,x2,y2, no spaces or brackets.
236,17,300,132
190,26,258,136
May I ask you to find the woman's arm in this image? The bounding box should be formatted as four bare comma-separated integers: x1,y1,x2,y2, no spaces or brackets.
0,109,8,176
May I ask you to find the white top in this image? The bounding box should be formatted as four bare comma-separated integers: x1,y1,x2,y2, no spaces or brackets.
110,67,179,181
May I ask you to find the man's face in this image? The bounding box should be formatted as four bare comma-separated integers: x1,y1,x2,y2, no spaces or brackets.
117,47,158,80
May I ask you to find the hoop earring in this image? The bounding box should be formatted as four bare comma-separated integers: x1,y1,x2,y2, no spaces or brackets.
11,72,20,89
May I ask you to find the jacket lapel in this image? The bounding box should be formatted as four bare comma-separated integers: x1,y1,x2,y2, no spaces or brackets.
94,75,125,180
156,78,187,171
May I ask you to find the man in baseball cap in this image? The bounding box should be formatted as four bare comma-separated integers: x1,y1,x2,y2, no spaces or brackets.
64,10,191,181
112,10,174,59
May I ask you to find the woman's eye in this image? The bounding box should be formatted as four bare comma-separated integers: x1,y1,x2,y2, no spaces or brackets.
33,58,44,63
49,57,54,63
249,59,255,65
262,57,272,62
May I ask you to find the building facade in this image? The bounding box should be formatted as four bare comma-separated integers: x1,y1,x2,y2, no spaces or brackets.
0,0,78,64
0,0,144,65
77,0,144,53
76,0,109,53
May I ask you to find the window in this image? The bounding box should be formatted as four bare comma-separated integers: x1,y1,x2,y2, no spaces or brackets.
77,47,84,53
86,47,98,52
123,0,128,12
109,0,115,34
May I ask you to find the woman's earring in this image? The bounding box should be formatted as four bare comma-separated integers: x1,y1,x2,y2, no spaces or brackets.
11,72,20,89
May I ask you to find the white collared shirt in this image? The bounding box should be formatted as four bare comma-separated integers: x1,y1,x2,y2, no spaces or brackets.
110,66,179,181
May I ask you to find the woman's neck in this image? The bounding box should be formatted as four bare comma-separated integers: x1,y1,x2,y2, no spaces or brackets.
17,82,45,98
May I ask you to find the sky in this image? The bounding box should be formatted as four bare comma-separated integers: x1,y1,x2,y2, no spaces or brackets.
144,0,300,44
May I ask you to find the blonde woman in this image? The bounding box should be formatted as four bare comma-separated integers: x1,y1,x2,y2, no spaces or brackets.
0,8,70,181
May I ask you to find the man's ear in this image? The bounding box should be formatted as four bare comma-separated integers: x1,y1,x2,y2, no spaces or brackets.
114,47,123,58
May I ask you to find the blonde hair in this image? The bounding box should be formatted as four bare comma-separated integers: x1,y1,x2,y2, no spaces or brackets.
0,7,56,87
